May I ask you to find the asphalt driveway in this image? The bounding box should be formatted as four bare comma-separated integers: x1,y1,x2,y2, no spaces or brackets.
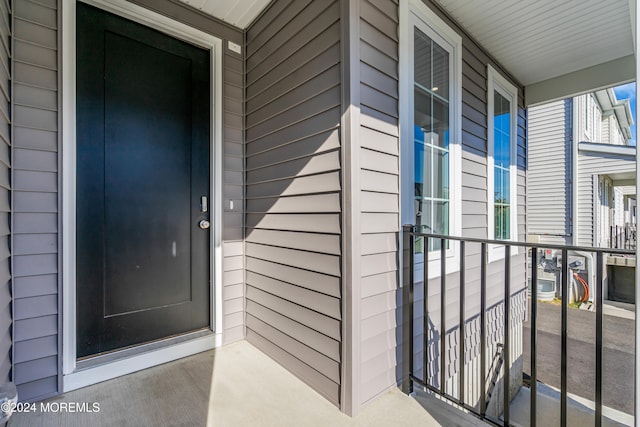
523,301,635,415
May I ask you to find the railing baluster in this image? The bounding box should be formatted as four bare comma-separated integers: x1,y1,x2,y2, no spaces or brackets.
459,241,465,405
424,237,429,386
407,226,415,394
398,228,634,426
561,249,568,427
610,226,613,248
503,245,511,427
624,226,628,249
530,248,538,427
440,239,446,394
480,242,487,417
595,251,603,427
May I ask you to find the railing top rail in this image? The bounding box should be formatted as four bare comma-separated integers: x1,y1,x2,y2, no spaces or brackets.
402,225,635,256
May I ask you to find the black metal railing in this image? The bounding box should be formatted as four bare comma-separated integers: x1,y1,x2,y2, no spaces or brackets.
610,224,637,250
403,225,635,427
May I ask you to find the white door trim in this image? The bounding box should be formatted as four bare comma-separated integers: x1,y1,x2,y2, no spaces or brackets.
61,0,224,387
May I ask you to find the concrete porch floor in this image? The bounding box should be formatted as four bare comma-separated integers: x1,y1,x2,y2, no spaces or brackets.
9,340,488,427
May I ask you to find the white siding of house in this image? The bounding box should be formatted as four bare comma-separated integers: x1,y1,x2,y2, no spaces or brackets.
601,114,612,145
526,99,572,245
599,107,628,147
575,94,603,144
576,150,635,246
605,114,626,146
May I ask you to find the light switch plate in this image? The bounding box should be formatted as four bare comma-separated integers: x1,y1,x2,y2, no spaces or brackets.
228,41,241,55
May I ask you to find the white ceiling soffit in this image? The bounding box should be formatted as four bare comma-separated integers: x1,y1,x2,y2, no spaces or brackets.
177,0,272,29
435,0,635,101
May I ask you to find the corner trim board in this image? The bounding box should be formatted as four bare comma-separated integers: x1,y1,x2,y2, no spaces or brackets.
339,0,361,415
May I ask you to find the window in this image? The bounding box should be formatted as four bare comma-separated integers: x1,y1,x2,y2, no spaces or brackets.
584,95,591,139
594,99,601,142
414,28,450,251
584,94,600,142
598,176,613,247
400,0,462,276
493,90,511,240
487,65,518,258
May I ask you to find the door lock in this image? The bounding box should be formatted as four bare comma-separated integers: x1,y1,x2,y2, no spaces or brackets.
198,219,210,230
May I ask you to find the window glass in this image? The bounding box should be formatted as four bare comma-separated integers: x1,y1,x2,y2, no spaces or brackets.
494,91,511,240
585,95,593,139
414,28,450,251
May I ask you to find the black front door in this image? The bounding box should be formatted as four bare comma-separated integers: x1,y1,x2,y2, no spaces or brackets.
76,3,211,358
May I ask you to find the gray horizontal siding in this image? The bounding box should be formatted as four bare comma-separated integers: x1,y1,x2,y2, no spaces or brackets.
245,0,342,407
0,0,8,389
527,99,572,243
357,0,528,408
576,150,635,246
12,0,59,401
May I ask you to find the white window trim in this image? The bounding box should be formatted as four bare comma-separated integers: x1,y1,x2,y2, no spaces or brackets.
400,0,463,278
61,0,224,387
594,101,601,142
584,95,592,140
487,65,518,262
584,94,602,142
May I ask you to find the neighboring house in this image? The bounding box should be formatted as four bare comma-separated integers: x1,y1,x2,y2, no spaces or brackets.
528,89,636,248
0,0,634,421
528,89,636,304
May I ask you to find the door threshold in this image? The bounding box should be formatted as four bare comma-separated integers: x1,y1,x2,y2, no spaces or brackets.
76,329,213,369
63,332,221,392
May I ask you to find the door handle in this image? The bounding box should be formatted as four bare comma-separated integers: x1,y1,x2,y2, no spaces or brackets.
201,196,208,213
199,219,210,230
